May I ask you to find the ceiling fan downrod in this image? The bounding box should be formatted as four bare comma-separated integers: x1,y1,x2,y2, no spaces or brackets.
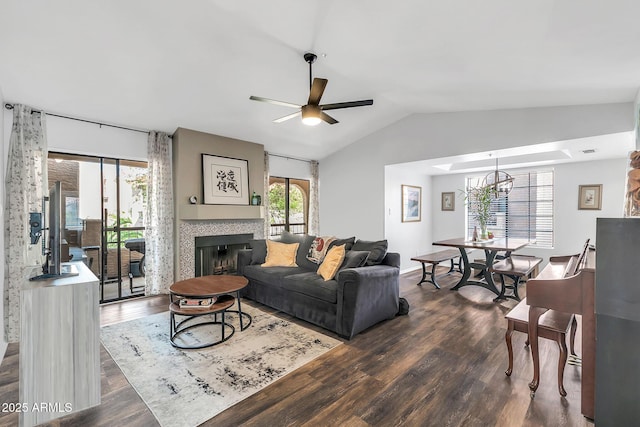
304,52,317,90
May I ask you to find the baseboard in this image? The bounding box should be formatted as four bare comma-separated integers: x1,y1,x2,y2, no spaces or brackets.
400,265,421,275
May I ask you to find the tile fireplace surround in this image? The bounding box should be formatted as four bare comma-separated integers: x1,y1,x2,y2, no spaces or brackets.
178,219,264,280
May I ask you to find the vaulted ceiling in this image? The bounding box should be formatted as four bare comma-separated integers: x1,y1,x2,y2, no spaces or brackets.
1,1,640,160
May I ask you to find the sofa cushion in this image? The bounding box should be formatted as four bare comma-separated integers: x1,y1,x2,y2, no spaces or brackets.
307,235,337,264
279,231,318,270
249,239,267,265
262,240,299,267
281,272,338,303
317,244,346,281
352,239,388,265
328,236,356,251
339,250,370,272
243,264,308,286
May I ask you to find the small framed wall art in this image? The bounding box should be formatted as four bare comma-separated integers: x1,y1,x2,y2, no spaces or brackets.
202,154,249,205
441,192,455,211
578,184,602,210
401,184,422,222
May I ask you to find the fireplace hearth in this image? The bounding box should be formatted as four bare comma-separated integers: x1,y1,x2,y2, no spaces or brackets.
194,233,252,277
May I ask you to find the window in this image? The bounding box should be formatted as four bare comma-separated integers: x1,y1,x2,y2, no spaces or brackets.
268,177,310,238
466,170,553,248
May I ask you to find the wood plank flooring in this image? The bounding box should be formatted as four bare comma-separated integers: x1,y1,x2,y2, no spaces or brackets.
0,268,594,426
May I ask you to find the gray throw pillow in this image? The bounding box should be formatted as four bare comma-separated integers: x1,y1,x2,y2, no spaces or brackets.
279,231,317,270
249,239,267,265
352,239,388,266
338,250,370,273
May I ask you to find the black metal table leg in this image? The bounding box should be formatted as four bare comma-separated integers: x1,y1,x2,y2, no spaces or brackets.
451,249,501,297
224,291,252,331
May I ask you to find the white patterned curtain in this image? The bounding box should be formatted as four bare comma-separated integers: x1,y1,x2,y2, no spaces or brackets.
263,151,270,239
145,131,174,295
308,160,320,235
4,105,48,342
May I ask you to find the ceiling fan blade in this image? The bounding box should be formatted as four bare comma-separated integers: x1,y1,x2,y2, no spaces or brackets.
320,99,374,111
250,96,301,109
308,78,328,105
320,112,338,125
273,111,301,123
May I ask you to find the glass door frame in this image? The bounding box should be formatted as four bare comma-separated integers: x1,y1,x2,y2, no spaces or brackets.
48,152,147,303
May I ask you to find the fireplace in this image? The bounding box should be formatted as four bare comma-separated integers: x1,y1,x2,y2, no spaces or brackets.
194,233,252,277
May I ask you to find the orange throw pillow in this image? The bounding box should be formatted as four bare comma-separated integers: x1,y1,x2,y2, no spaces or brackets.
317,244,346,281
261,240,299,267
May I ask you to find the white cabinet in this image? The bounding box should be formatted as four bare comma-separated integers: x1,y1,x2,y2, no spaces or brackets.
20,262,100,427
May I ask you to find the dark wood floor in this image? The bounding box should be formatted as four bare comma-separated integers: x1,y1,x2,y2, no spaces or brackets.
0,269,594,427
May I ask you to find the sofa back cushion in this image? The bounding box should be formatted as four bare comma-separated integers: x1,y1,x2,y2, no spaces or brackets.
317,244,346,281
352,239,388,266
261,240,300,267
249,239,268,265
328,236,356,251
280,231,318,270
338,250,370,273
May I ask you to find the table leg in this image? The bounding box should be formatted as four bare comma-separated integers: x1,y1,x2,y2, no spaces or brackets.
451,249,500,297
225,290,253,331
450,249,472,291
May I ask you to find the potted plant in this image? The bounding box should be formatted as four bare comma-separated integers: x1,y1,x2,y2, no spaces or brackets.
466,185,493,240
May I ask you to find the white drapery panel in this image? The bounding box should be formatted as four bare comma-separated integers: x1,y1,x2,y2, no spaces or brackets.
263,151,270,239
145,131,174,295
3,105,48,342
308,160,320,235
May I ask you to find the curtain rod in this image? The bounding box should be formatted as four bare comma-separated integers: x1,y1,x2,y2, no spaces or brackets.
269,153,315,163
4,103,169,137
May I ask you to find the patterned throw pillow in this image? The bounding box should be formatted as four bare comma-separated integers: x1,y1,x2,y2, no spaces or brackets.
307,236,337,264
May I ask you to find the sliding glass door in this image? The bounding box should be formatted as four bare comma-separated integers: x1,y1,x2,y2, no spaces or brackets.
48,152,148,303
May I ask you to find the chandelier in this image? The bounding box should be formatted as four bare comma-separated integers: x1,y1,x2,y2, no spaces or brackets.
482,157,513,197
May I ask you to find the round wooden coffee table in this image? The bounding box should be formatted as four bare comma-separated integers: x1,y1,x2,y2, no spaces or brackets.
169,275,251,349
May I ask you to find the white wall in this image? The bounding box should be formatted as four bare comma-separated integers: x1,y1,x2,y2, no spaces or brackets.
0,87,6,361
4,110,147,161
384,166,432,273
269,154,312,180
403,158,627,273
320,103,633,244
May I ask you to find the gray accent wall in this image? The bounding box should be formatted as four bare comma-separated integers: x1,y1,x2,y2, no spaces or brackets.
172,127,265,280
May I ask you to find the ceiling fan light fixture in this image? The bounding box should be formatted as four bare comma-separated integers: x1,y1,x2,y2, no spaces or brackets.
301,105,321,126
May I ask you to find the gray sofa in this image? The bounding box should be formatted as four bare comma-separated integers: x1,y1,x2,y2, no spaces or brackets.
237,233,400,339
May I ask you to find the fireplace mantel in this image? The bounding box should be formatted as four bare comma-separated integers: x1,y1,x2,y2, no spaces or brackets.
178,204,264,221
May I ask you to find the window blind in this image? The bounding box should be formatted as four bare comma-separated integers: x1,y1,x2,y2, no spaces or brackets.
466,170,554,248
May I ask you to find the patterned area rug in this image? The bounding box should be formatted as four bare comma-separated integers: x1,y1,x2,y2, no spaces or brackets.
101,304,342,427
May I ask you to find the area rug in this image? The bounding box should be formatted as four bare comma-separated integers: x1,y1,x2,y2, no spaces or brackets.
101,304,342,427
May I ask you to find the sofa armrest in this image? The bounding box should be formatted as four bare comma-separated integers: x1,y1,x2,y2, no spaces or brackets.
336,263,399,339
237,249,252,275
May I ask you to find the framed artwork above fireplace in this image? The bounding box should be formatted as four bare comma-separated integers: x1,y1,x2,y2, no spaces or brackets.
202,154,249,205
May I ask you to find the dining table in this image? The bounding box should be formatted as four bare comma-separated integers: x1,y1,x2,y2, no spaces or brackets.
432,237,532,301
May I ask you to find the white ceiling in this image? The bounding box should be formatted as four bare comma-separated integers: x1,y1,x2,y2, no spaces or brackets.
389,132,635,176
1,1,640,160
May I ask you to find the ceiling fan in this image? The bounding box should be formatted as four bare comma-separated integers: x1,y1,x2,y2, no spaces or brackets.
250,52,373,126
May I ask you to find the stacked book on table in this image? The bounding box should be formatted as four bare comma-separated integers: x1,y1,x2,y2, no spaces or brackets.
178,297,217,309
